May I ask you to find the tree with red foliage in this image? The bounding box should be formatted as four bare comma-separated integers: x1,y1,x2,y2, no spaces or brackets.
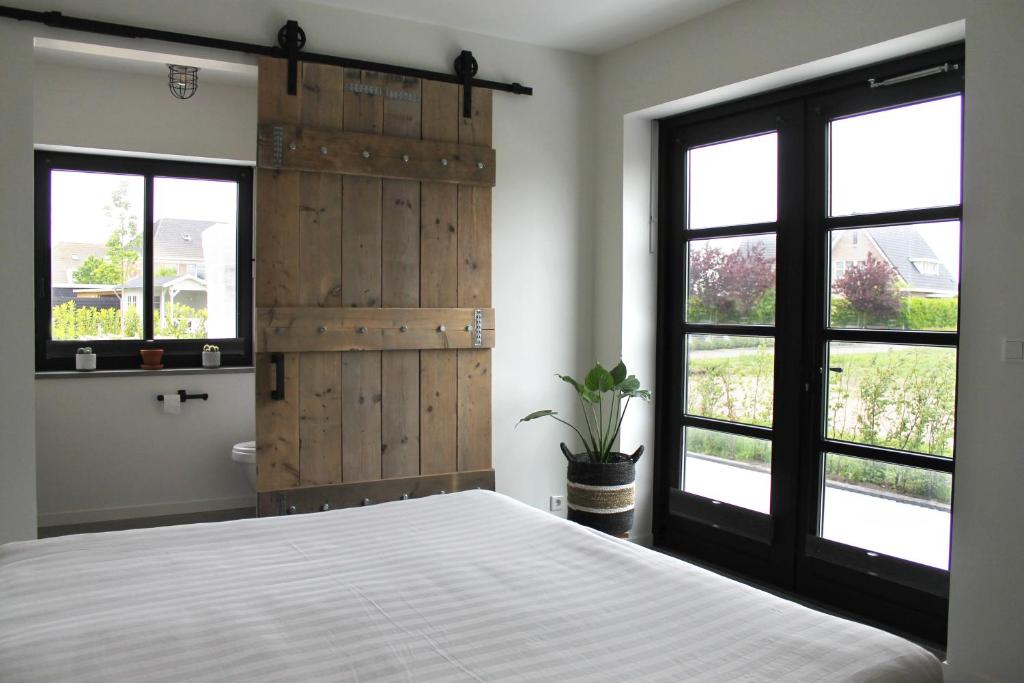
832,253,901,325
689,243,775,323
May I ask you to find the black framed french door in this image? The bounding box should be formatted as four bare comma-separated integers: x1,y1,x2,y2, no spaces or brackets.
655,101,805,586
655,44,964,644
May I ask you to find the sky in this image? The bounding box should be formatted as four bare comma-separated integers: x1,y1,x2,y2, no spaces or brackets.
686,94,962,282
50,172,238,246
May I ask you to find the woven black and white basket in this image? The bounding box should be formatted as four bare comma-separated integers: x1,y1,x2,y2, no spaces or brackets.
561,443,644,536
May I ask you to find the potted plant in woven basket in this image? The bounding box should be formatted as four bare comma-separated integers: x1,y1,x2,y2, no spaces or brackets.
519,361,651,536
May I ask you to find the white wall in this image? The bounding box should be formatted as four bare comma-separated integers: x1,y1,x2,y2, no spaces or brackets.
35,373,256,524
33,61,257,163
594,0,1024,680
32,59,259,523
0,23,38,544
11,0,595,524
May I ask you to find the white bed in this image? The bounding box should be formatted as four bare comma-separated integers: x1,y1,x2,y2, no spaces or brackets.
0,490,941,682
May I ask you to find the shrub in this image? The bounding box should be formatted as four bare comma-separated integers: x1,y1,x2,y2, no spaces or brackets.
901,296,958,331
832,254,901,324
688,244,775,323
52,302,207,340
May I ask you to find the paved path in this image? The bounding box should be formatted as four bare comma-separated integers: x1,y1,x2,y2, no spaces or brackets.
683,455,950,569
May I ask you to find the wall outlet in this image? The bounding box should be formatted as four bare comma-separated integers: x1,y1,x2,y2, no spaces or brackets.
549,495,565,512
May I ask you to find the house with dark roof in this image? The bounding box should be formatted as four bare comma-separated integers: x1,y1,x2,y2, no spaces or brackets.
736,227,956,298
153,218,220,279
830,226,957,297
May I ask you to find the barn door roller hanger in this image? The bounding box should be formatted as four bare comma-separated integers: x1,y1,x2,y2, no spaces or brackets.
0,5,533,117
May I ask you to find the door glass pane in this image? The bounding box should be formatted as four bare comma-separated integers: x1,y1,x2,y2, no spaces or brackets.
152,177,238,339
830,96,962,216
688,234,776,325
49,170,145,340
822,453,951,569
688,132,777,229
683,426,771,513
829,222,959,331
686,334,774,427
825,342,956,457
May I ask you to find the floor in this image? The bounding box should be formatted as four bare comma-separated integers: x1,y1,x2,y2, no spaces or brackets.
38,507,256,538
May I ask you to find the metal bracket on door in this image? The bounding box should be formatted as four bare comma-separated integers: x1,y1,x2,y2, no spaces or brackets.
454,50,478,118
270,126,285,168
472,308,484,347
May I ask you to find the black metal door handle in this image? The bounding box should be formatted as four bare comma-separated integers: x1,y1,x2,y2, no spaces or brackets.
271,353,285,400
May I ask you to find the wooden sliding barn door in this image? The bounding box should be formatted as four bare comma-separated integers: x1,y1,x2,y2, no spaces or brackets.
254,57,495,514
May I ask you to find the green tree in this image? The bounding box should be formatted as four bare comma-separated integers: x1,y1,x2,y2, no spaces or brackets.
72,255,121,284
70,184,142,335
156,265,179,277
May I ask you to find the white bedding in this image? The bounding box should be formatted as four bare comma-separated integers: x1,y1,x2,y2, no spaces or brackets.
0,490,941,682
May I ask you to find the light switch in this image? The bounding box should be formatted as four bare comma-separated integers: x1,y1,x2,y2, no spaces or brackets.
1004,340,1024,361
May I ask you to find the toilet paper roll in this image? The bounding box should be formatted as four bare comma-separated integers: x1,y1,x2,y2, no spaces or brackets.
162,393,181,415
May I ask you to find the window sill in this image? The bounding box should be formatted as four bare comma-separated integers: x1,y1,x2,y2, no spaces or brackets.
35,366,255,380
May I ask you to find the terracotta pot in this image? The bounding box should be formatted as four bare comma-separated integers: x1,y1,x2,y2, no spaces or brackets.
140,348,164,368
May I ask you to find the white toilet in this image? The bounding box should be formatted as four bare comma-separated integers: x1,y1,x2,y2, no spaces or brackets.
231,441,257,490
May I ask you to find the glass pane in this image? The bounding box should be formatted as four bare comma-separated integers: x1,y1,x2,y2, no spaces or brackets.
829,223,959,331
683,427,771,513
687,234,776,325
50,170,145,340
830,96,962,216
822,453,951,569
152,177,238,339
688,132,777,229
686,334,774,427
826,342,956,457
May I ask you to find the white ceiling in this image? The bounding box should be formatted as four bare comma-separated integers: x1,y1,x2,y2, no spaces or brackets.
310,0,741,55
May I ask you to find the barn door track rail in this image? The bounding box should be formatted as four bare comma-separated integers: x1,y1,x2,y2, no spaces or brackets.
0,4,532,115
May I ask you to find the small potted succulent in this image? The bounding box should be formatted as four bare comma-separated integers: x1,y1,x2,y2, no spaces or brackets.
519,360,651,536
139,347,164,370
75,346,97,371
202,344,221,368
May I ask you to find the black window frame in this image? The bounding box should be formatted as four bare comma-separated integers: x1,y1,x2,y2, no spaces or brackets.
35,151,253,371
654,44,964,645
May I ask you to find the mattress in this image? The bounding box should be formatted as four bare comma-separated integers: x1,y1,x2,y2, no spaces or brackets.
0,490,941,682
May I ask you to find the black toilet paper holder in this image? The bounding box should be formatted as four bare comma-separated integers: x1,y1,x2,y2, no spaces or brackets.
157,389,209,403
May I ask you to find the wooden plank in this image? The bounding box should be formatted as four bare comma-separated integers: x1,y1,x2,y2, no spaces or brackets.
255,171,300,308
457,88,494,472
340,351,382,482
420,184,458,307
457,350,492,471
419,351,458,475
419,80,461,476
382,74,422,480
300,62,344,128
255,352,300,490
258,57,301,124
299,353,342,486
256,56,302,492
258,307,495,353
341,69,385,483
258,469,495,516
297,63,345,487
257,124,495,186
457,183,492,307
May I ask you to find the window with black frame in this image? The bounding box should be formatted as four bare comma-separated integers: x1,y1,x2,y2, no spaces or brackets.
35,152,253,370
655,45,963,643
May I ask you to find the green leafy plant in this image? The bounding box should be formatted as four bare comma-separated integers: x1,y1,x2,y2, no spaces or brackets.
76,346,93,355
518,360,651,463
203,344,220,352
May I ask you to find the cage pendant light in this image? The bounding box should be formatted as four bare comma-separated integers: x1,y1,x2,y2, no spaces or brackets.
168,64,199,99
